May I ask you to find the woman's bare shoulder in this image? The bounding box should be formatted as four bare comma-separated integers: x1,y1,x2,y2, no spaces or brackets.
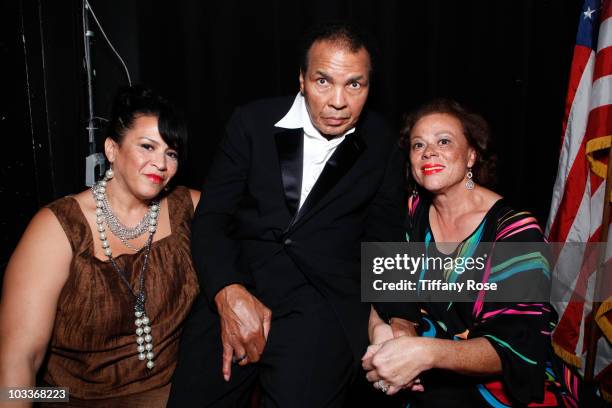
475,187,503,212
71,189,95,211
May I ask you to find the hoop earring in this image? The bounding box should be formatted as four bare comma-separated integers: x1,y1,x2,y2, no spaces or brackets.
465,167,474,190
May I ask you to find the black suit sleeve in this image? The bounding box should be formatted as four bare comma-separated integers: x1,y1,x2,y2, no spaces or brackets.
191,107,254,305
365,143,421,323
363,144,406,243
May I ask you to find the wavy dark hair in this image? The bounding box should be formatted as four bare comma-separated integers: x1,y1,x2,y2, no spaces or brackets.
106,85,187,160
399,98,497,188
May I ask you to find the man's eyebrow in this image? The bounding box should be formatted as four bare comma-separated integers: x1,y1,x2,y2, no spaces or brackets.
346,75,365,83
313,71,367,84
314,70,331,80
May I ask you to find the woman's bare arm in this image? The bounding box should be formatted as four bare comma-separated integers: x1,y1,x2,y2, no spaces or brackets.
0,208,72,405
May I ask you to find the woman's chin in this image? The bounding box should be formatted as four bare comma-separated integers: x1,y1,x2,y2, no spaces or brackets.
134,185,166,200
419,179,468,196
419,183,445,195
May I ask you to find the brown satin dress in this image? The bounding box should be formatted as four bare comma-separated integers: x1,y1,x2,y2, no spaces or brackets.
39,186,199,407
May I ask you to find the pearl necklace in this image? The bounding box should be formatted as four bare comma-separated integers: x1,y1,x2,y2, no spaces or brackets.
92,181,156,251
91,177,160,369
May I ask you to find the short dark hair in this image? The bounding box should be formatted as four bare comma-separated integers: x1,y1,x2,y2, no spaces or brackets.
299,21,377,75
107,85,187,160
399,98,497,187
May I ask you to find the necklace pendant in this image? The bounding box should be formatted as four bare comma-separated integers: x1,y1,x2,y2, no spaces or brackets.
135,292,146,313
135,310,154,369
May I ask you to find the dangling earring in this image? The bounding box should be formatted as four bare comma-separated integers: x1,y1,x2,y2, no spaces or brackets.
465,167,474,190
105,166,114,181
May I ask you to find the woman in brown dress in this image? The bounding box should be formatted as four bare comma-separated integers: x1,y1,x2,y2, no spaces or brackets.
0,86,200,407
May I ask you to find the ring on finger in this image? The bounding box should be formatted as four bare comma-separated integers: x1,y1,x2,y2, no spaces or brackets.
376,380,389,393
232,354,247,364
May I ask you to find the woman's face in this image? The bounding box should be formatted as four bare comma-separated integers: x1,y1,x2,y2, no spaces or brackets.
105,115,179,200
409,113,476,194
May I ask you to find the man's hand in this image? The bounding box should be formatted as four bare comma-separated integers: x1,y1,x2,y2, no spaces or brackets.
214,284,272,381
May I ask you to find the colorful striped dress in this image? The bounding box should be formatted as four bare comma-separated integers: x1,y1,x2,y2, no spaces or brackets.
402,196,576,407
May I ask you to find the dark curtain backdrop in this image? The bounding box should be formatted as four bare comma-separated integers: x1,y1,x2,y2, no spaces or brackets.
2,0,582,270
90,0,581,221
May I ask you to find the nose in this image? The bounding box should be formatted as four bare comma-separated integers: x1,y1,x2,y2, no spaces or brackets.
329,86,347,110
422,143,437,158
152,151,167,171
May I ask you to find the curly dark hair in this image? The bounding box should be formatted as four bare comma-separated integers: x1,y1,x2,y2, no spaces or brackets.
399,98,497,188
298,21,378,77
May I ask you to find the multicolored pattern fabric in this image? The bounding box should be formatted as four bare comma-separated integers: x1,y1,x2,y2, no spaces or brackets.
402,196,577,407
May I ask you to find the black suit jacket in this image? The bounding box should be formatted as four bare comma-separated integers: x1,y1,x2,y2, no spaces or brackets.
191,96,408,357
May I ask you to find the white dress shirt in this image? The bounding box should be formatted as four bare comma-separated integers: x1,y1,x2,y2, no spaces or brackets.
275,93,356,208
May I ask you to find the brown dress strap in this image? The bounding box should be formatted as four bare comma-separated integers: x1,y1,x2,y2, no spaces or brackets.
46,196,94,255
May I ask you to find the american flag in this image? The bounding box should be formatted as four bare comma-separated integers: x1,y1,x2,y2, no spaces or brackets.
546,0,612,401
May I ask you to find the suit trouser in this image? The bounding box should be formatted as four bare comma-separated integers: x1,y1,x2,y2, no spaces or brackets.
168,284,357,408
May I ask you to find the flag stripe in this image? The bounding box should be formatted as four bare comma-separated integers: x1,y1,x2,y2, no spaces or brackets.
561,47,593,149
596,17,612,52
585,104,612,143
593,46,612,81
603,1,612,20
547,142,589,242
546,51,595,237
590,75,612,112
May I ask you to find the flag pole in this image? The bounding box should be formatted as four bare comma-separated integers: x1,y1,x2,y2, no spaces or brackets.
584,142,612,383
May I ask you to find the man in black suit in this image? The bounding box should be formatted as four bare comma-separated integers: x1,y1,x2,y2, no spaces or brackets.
169,22,407,407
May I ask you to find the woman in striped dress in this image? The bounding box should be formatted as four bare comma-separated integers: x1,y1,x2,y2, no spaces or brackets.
363,99,575,407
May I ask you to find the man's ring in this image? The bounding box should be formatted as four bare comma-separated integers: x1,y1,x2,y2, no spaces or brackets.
376,380,389,393
232,354,247,364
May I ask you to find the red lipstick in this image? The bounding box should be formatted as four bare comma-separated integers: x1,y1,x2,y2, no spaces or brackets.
421,163,445,175
145,174,163,184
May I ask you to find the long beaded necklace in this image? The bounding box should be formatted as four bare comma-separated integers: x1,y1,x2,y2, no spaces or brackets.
91,170,160,369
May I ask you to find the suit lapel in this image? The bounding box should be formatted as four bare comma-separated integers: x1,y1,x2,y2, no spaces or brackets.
291,132,366,228
275,128,303,218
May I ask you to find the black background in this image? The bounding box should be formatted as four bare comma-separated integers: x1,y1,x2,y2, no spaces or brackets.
1,0,582,273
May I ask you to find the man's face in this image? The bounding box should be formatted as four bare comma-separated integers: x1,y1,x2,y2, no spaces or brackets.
300,40,371,138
